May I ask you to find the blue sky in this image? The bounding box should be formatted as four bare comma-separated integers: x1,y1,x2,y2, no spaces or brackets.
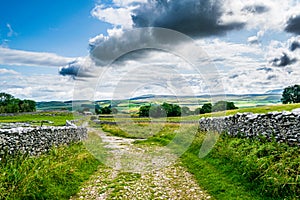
1,0,300,101
0,0,111,56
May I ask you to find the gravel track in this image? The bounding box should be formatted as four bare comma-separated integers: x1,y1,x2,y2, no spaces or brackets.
70,129,211,200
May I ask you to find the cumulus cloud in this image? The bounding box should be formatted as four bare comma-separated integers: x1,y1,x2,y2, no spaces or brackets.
64,0,300,98
131,0,245,37
91,5,134,28
89,28,216,67
285,15,300,34
248,30,264,44
223,0,300,31
0,47,75,67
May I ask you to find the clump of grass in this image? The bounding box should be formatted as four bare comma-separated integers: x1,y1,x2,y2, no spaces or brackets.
182,131,300,200
0,143,100,200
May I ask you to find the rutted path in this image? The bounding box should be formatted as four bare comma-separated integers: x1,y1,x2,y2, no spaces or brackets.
70,128,212,200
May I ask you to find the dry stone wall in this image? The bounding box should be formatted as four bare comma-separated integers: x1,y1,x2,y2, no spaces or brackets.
199,110,300,146
0,126,87,156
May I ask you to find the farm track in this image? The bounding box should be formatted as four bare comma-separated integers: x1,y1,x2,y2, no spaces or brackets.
70,128,211,200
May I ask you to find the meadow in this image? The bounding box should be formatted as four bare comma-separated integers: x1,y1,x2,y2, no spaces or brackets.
0,111,73,126
0,103,299,199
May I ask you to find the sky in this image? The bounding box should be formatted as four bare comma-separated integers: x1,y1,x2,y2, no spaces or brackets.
1,0,300,101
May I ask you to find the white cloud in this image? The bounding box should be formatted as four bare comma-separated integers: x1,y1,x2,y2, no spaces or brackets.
0,73,75,101
112,0,147,7
0,47,75,67
91,5,135,28
222,0,300,31
248,30,264,44
0,68,19,75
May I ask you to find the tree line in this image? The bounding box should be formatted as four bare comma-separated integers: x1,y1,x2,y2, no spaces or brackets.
138,101,238,118
0,93,36,113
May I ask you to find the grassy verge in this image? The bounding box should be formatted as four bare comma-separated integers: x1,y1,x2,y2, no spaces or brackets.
0,111,73,126
182,131,300,200
0,143,100,200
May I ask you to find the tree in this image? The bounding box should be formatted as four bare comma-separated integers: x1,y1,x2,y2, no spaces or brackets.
0,93,36,113
0,93,14,106
162,102,181,117
139,102,182,118
281,85,300,104
200,103,212,114
95,104,113,114
212,101,238,112
138,105,151,117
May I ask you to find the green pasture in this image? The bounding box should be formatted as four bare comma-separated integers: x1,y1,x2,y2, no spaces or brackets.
0,111,73,126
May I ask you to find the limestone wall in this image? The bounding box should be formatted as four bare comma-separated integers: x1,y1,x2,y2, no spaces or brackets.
199,111,300,146
0,126,87,156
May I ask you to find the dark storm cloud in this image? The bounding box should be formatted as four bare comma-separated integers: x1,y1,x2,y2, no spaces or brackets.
290,41,300,51
285,15,300,35
131,0,245,37
241,5,269,14
271,53,297,67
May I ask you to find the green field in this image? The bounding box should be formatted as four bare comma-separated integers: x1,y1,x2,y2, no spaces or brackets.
0,111,73,126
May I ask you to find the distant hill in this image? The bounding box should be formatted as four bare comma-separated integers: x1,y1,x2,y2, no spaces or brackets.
36,101,72,111
36,93,282,111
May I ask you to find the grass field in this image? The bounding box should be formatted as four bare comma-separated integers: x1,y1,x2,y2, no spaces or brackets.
1,103,299,199
0,111,73,126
